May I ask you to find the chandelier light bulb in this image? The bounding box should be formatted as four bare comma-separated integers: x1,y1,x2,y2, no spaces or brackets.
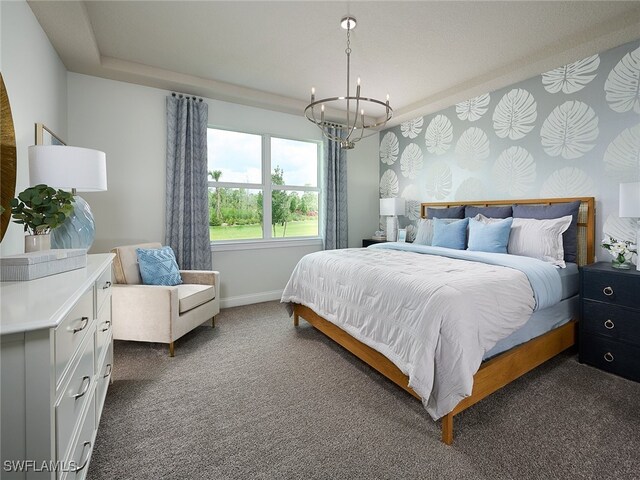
357,77,361,86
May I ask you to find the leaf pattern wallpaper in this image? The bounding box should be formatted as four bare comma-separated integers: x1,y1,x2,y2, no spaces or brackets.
379,40,640,259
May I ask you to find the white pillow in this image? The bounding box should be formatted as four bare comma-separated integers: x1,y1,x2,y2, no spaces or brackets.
414,219,434,245
508,215,573,267
474,213,506,224
414,218,459,245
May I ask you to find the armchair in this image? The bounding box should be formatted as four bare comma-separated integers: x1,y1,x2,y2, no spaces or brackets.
110,243,220,356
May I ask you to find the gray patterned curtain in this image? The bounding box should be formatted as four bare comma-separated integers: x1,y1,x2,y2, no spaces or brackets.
165,95,211,270
323,126,348,249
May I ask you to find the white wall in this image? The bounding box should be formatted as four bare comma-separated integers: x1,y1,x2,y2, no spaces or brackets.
0,0,68,256
347,134,380,247
67,73,379,306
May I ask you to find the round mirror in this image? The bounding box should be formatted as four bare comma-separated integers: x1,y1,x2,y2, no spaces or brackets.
1,73,17,242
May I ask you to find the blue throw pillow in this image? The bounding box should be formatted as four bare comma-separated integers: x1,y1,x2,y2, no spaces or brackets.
465,205,513,219
467,217,513,253
432,217,469,250
512,201,580,263
426,206,465,219
136,246,183,286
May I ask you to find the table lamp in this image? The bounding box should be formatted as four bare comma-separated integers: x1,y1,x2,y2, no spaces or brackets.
29,145,107,250
619,182,640,271
380,197,405,242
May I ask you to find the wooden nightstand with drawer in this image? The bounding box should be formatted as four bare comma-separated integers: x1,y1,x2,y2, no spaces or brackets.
579,262,640,382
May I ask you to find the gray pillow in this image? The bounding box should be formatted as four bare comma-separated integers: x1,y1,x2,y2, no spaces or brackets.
426,206,465,219
512,200,581,263
465,205,513,219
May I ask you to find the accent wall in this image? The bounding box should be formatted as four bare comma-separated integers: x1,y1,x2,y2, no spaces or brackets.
379,39,639,259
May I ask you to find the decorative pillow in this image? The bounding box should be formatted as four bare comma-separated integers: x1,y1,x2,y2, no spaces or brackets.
414,218,460,245
136,246,183,286
465,205,513,219
512,201,580,263
432,217,469,250
467,217,513,253
426,206,465,219
508,216,573,267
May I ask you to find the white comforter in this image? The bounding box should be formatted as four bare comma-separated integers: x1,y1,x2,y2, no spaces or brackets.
281,247,539,419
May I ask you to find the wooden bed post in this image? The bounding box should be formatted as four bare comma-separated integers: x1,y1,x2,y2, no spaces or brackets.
442,413,454,445
293,312,299,327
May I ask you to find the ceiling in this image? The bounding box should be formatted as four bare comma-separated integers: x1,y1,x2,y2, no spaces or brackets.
28,1,640,127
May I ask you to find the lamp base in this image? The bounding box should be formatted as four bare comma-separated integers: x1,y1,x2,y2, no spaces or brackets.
51,195,95,250
386,216,398,242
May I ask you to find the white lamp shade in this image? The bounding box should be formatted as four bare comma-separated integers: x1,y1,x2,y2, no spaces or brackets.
380,197,405,216
29,145,107,192
619,182,640,218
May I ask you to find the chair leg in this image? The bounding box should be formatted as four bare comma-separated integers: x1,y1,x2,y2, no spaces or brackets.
212,316,215,328
293,312,299,327
169,341,175,357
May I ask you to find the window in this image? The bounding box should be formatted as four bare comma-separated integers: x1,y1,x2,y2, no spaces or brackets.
207,128,320,242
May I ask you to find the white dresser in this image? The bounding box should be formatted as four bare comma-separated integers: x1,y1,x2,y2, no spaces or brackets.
1,253,115,480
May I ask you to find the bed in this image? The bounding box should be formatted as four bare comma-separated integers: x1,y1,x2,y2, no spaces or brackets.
282,197,595,444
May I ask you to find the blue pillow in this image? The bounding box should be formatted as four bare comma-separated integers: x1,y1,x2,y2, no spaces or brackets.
512,201,580,263
467,217,513,253
465,205,513,219
427,206,465,219
432,218,469,250
136,246,183,286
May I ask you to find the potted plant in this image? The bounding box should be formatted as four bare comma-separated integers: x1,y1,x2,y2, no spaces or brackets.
11,184,75,252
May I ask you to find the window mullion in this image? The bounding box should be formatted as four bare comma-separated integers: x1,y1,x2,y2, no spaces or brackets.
262,134,272,240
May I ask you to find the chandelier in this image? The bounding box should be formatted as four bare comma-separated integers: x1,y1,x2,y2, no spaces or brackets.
304,16,393,150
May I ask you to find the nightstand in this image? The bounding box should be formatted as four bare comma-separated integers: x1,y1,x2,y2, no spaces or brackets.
362,238,387,248
579,262,640,382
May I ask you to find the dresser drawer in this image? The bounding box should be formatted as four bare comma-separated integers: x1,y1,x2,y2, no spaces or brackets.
580,334,640,382
96,268,112,314
582,300,640,345
582,270,640,308
96,342,113,426
95,301,112,368
60,393,96,480
55,286,94,387
56,334,95,463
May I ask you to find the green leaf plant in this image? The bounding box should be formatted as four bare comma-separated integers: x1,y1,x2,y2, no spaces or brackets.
10,184,75,235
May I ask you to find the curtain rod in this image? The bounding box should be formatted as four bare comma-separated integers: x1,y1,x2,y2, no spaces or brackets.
171,92,203,102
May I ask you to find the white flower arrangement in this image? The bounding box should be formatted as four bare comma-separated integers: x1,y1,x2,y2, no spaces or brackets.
601,235,637,264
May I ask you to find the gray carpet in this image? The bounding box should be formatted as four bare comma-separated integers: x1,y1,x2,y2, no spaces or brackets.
89,301,640,479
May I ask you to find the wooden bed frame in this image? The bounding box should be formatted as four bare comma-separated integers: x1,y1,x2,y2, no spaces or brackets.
293,197,595,444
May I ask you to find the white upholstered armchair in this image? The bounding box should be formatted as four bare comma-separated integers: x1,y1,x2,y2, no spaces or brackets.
110,243,220,356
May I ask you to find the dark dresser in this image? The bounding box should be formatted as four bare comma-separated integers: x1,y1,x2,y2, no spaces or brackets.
579,262,640,382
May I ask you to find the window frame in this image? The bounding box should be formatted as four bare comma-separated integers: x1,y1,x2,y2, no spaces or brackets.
207,126,323,248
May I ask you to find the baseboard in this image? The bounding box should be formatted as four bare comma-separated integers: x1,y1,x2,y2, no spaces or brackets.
220,289,283,309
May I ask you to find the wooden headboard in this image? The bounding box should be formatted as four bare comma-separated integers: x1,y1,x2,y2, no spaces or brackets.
420,197,596,266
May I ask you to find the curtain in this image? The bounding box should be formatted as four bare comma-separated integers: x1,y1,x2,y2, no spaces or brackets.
165,95,211,270
322,127,348,249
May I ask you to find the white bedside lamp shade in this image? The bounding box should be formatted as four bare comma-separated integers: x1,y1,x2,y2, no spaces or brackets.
619,182,640,271
379,197,405,241
28,145,107,250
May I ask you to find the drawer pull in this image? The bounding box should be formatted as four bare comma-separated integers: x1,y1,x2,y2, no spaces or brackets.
604,319,615,330
604,352,614,363
102,281,112,290
71,441,92,473
70,316,89,334
101,320,112,332
72,376,91,400
603,286,614,296
104,363,112,378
